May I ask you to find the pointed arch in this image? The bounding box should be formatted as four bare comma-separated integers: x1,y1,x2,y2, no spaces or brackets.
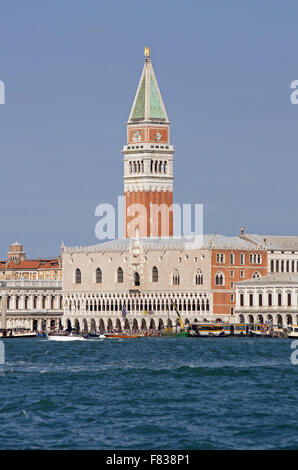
75,268,81,284
215,271,224,286
117,267,124,283
195,269,203,285
99,319,105,332
134,272,140,286
172,270,180,286
152,266,158,282
96,268,102,284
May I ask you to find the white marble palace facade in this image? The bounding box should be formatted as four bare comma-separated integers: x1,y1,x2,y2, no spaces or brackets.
62,237,214,332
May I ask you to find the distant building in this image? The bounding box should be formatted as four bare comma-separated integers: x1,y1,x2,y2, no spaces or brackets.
240,232,298,274
0,242,63,331
0,280,63,331
7,241,26,262
0,242,62,281
235,273,298,326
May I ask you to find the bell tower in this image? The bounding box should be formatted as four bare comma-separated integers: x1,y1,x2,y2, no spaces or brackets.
123,47,174,238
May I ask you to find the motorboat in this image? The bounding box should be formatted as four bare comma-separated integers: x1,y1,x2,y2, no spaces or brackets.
287,325,298,338
47,332,87,341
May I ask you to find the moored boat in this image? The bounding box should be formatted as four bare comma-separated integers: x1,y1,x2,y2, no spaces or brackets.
0,329,36,339
233,324,248,336
287,325,298,338
249,324,272,338
104,333,139,339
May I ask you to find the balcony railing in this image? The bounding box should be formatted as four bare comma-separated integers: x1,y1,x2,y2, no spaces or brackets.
0,280,62,289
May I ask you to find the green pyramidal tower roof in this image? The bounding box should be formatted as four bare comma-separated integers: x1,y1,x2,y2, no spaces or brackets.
128,52,169,123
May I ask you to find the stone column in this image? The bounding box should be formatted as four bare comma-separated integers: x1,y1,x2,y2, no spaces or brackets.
1,292,7,330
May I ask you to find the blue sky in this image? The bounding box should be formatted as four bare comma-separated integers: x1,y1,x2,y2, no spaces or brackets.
0,0,297,258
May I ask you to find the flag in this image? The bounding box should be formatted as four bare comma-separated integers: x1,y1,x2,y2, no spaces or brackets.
143,310,148,315
122,307,126,318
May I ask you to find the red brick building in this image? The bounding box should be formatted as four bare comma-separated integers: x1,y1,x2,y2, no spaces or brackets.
211,247,268,316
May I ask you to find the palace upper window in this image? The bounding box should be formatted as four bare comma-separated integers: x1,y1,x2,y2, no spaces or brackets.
96,268,102,284
172,270,180,286
215,272,224,286
195,269,203,285
249,253,262,264
134,272,140,286
75,268,81,284
152,266,158,283
117,267,124,283
216,253,225,263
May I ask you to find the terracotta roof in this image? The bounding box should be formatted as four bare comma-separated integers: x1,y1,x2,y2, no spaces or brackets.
0,259,61,270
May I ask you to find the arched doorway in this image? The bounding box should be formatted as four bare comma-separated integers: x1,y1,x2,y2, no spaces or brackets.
74,319,80,331
124,318,130,330
158,319,164,330
141,318,147,331
277,314,283,326
257,315,264,324
286,314,293,325
99,319,105,332
33,319,38,331
239,314,245,323
248,315,254,324
90,319,96,333
167,318,172,328
132,318,138,331
116,318,122,330
107,318,113,331
150,319,156,330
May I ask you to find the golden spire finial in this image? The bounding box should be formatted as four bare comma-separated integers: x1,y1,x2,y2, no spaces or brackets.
144,46,150,58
